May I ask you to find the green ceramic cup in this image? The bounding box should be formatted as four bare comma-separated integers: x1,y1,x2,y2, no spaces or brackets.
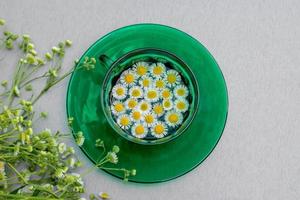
100,48,199,145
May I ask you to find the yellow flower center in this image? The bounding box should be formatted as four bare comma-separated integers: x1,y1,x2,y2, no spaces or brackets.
168,113,179,123
176,101,186,110
162,89,171,99
114,103,124,112
132,111,141,120
154,124,165,135
177,88,186,96
147,91,157,99
136,66,147,76
167,74,177,84
127,99,137,109
116,88,124,96
135,125,145,135
124,73,134,84
131,89,141,97
153,66,163,75
163,100,171,108
142,79,150,87
153,104,164,115
120,117,130,126
140,103,148,111
155,80,165,88
144,114,154,124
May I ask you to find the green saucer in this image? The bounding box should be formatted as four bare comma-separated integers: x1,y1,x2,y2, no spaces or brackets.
66,24,228,183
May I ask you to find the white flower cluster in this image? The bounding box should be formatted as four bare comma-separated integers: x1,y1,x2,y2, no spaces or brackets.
110,61,190,139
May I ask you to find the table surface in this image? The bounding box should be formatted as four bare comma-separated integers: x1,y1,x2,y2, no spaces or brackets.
1,0,300,199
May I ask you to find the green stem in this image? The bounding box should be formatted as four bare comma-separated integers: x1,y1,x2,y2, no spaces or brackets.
7,162,28,184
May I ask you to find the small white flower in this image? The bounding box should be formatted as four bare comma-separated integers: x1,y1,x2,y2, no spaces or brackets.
174,98,189,112
162,99,173,111
165,69,181,86
125,98,138,110
160,88,173,99
143,112,157,127
165,110,183,127
111,101,125,115
133,62,149,77
174,85,189,98
150,63,166,77
112,84,127,100
131,123,148,138
107,152,118,164
144,88,159,102
152,103,165,117
139,76,153,88
137,100,152,114
120,69,137,86
151,122,168,138
130,109,144,122
117,114,131,129
154,78,166,90
129,86,143,99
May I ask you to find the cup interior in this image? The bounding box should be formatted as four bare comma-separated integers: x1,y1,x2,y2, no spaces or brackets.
101,48,199,145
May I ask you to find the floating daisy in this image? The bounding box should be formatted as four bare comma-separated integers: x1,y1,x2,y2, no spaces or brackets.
144,88,159,102
125,98,138,110
129,86,143,99
152,103,164,117
112,84,127,100
166,69,181,86
174,85,189,98
154,78,166,90
130,110,143,122
111,101,125,115
151,63,166,77
161,88,173,99
137,100,152,114
165,111,183,127
139,76,153,88
162,99,173,111
174,99,189,112
151,122,168,138
120,70,136,86
117,114,131,129
143,112,157,127
133,62,148,77
131,123,148,138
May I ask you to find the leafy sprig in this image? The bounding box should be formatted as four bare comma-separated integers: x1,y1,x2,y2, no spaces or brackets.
0,18,135,200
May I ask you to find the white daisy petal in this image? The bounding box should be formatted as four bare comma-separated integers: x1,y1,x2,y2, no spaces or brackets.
174,85,189,98
151,122,168,138
117,114,132,129
152,103,165,117
112,84,127,100
143,112,157,127
174,98,189,113
165,110,183,127
139,76,153,89
162,99,173,111
131,123,148,138
166,69,181,87
111,101,125,115
130,109,144,122
144,88,159,102
129,86,143,99
150,63,166,78
120,69,137,86
137,100,152,114
133,62,149,77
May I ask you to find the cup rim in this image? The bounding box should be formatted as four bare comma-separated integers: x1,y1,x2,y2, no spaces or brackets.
101,48,200,145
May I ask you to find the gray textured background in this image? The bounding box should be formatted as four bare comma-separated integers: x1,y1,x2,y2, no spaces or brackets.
1,0,300,199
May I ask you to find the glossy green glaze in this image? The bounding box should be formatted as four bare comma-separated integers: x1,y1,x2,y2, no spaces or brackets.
66,24,228,183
